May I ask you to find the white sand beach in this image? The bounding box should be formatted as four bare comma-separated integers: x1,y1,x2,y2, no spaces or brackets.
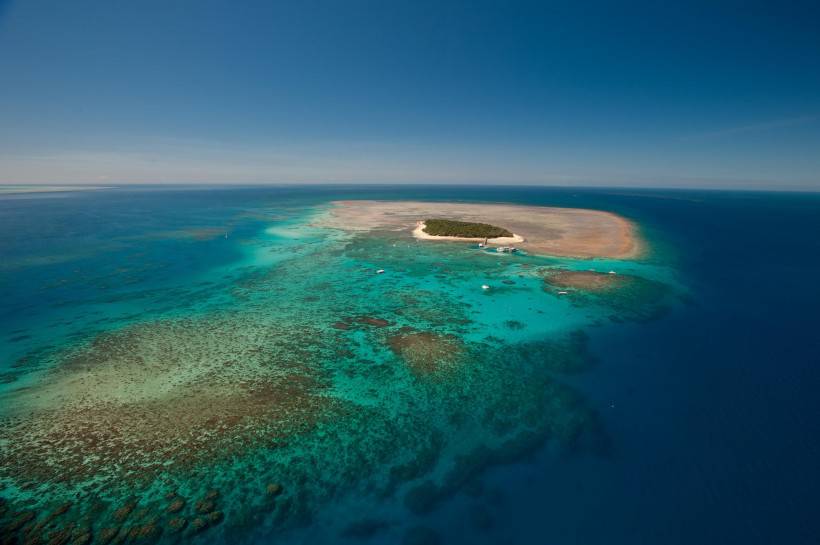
411,221,525,244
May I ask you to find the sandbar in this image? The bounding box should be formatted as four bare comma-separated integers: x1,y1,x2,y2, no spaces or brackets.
317,200,641,259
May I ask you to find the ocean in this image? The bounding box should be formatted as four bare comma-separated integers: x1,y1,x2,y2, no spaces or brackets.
0,185,818,545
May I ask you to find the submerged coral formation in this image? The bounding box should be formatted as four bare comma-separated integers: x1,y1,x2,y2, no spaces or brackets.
0,317,339,490
543,269,625,291
387,329,465,376
542,268,671,322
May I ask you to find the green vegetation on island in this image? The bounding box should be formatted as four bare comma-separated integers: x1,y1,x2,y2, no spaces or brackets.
423,218,513,238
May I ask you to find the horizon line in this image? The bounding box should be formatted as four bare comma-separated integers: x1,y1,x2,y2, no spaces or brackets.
1,181,818,194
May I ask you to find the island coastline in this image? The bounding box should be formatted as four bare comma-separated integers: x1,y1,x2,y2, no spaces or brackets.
412,221,525,245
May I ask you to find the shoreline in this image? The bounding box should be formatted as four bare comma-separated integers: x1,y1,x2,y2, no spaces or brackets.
411,221,525,245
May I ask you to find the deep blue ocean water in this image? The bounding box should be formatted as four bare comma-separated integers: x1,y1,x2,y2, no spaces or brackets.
450,189,820,545
1,186,819,544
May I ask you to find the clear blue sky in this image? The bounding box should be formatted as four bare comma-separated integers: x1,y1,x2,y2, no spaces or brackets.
0,0,818,188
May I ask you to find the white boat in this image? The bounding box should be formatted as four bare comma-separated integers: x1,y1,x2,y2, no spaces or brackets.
376,269,385,274
608,270,616,275
558,290,568,295
481,284,490,290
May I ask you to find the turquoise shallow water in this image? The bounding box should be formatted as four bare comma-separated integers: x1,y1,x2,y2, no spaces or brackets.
1,186,817,545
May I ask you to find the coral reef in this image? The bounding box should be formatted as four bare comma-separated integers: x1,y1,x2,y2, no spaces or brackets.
387,330,465,376
0,215,669,545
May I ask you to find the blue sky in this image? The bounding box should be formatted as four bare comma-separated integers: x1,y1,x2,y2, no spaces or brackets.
0,0,818,188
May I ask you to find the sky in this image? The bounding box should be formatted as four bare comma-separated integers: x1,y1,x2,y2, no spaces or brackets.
0,0,818,189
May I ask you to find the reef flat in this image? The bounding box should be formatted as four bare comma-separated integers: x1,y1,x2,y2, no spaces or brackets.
0,190,677,545
317,200,641,258
543,269,625,291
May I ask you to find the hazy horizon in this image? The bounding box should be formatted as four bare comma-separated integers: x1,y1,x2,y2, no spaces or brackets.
2,181,820,193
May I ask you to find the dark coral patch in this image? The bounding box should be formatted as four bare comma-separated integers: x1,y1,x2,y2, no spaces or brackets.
166,498,185,514
204,489,220,501
188,516,209,535
542,269,670,322
207,511,224,525
503,320,525,330
112,499,138,522
167,517,187,533
126,520,162,543
195,499,216,514
4,510,35,533
354,316,391,327
265,483,283,497
543,269,623,291
97,527,120,544
387,330,465,376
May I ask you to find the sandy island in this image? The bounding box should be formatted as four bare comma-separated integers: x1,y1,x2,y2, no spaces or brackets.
412,221,525,245
317,200,641,259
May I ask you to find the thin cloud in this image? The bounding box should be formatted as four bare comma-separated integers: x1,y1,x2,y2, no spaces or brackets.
683,114,819,141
